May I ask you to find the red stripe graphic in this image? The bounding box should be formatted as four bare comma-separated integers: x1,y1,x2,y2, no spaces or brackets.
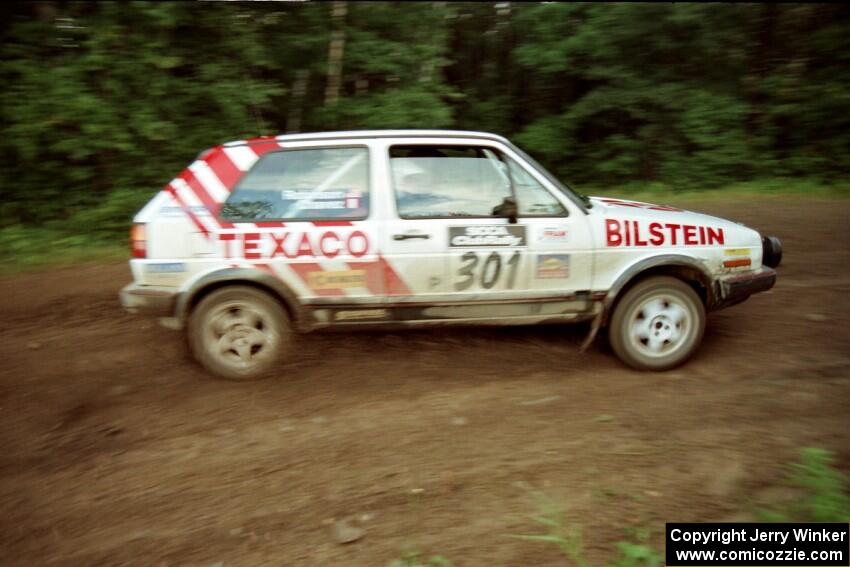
206,147,244,190
235,254,410,299
164,141,281,239
180,171,233,228
246,138,283,157
286,262,345,297
165,184,209,237
354,260,384,296
337,256,411,296
163,140,414,300
376,254,411,296
255,261,335,297
253,222,352,228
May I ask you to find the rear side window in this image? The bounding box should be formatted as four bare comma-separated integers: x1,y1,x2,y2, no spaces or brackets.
390,145,513,219
221,147,369,221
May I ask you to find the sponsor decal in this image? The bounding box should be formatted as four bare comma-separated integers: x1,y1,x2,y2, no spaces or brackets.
334,308,388,321
146,262,187,273
724,248,750,256
307,269,367,290
283,189,363,211
536,254,570,279
218,229,370,259
605,219,724,247
344,190,363,209
539,226,569,242
449,225,526,247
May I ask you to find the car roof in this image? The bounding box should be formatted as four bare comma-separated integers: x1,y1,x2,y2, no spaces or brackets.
223,129,510,147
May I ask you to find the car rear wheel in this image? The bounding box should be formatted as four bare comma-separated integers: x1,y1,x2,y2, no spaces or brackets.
189,286,292,380
608,276,705,371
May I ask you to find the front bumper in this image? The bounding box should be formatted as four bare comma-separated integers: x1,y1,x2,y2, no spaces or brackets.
119,283,178,317
713,266,776,310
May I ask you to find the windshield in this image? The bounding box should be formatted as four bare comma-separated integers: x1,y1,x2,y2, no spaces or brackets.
505,142,591,212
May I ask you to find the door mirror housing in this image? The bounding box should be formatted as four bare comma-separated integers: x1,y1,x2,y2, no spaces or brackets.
493,196,518,224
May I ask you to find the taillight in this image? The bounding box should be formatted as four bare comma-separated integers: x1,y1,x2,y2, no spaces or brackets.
130,223,146,258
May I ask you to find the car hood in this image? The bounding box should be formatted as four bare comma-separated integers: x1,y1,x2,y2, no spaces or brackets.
587,196,747,232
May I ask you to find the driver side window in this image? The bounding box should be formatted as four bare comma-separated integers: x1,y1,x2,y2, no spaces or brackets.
390,145,513,219
507,156,567,217
389,144,566,219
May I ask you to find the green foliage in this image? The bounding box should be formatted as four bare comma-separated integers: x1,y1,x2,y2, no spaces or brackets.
387,550,452,567
789,448,850,521
583,178,850,205
511,490,662,567
387,447,847,567
0,224,125,273
759,447,850,522
323,86,454,130
511,3,850,186
1,179,844,272
510,491,592,567
608,535,662,567
1,2,850,263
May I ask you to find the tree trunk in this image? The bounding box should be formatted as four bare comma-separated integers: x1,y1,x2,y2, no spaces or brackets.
286,69,310,133
355,74,369,97
324,1,347,107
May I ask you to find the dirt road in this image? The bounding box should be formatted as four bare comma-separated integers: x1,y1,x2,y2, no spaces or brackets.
1,199,848,566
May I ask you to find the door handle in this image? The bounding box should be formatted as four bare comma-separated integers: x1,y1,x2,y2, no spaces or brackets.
393,233,430,241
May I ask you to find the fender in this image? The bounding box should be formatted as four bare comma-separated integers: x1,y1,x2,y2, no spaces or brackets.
601,254,715,320
580,254,714,352
170,267,307,330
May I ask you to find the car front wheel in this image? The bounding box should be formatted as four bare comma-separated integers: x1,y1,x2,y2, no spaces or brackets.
608,276,705,371
189,286,293,380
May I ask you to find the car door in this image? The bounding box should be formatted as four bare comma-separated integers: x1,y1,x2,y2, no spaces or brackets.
501,151,594,300
379,139,595,320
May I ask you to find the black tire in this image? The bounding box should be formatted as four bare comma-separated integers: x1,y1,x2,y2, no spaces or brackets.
608,276,705,371
189,286,293,380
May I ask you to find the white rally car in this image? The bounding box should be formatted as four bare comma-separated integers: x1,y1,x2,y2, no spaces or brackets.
120,130,781,379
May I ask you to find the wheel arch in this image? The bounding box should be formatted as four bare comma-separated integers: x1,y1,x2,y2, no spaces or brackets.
601,255,715,325
174,268,306,329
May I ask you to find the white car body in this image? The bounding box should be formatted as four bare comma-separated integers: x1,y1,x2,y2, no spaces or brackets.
121,130,780,372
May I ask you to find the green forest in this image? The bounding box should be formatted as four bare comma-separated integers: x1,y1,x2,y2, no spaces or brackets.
1,2,849,263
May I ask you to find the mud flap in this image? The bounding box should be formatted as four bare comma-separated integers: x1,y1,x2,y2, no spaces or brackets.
579,301,604,352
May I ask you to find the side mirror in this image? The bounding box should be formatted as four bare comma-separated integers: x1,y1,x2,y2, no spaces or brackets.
493,196,518,224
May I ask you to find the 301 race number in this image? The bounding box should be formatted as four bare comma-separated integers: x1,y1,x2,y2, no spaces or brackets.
455,250,521,291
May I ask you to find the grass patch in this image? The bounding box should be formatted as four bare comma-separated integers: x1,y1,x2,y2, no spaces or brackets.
0,224,126,275
510,491,594,567
510,490,661,567
581,178,850,204
388,550,452,567
0,187,148,274
2,178,848,274
758,447,850,522
510,448,847,566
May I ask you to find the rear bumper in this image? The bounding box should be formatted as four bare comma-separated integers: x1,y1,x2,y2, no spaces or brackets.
713,266,776,310
120,283,178,317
